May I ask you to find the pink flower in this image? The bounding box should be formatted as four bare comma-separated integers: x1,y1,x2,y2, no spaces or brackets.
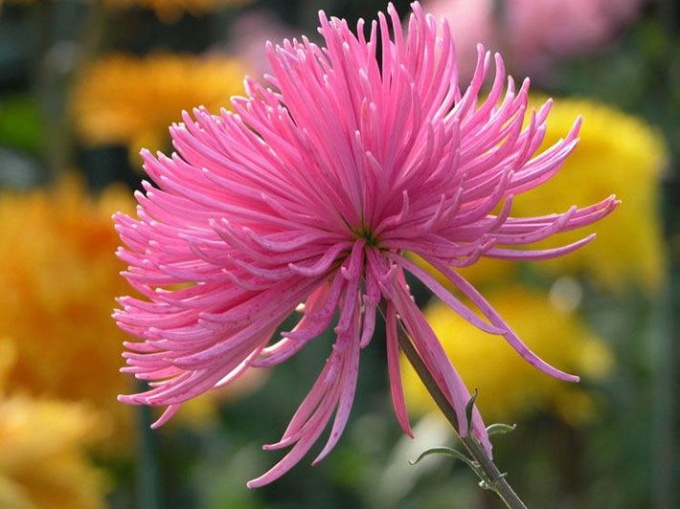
114,1,618,487
421,0,499,78
507,0,645,75
424,0,645,79
222,8,296,77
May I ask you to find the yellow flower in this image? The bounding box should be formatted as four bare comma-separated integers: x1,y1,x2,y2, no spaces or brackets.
0,340,16,390
71,53,248,162
411,99,665,294
0,177,137,451
0,395,110,509
513,98,667,293
102,0,253,23
0,341,109,509
402,286,613,425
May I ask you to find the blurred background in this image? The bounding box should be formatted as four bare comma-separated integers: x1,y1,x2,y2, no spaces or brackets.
0,0,678,508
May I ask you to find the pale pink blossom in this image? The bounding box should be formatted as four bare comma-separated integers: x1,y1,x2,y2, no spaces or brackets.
508,0,645,75
226,8,296,77
421,0,498,77
114,1,618,487
425,0,645,78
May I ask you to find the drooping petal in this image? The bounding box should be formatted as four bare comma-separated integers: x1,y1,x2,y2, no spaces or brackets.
381,266,491,455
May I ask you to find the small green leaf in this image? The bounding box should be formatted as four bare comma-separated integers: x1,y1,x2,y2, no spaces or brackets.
464,389,479,435
486,423,517,436
478,471,508,491
410,446,484,480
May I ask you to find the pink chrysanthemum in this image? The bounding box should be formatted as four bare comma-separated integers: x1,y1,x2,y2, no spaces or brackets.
114,1,618,487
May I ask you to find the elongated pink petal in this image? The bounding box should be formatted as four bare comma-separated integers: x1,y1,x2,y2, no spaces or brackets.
384,300,414,438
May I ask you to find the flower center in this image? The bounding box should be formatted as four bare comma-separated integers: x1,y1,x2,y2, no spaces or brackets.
353,225,379,247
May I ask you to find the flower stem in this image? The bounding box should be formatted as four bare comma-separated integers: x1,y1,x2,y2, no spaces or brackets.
395,318,529,509
135,382,163,509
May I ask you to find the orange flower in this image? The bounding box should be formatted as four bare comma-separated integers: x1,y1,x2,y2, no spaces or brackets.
71,53,248,164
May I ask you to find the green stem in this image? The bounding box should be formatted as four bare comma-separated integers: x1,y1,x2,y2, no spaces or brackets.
135,383,162,509
33,0,107,175
394,314,528,509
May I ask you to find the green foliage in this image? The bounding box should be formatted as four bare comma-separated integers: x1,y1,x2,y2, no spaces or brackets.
0,94,41,154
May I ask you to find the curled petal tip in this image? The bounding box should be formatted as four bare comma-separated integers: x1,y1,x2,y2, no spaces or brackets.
117,394,136,404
